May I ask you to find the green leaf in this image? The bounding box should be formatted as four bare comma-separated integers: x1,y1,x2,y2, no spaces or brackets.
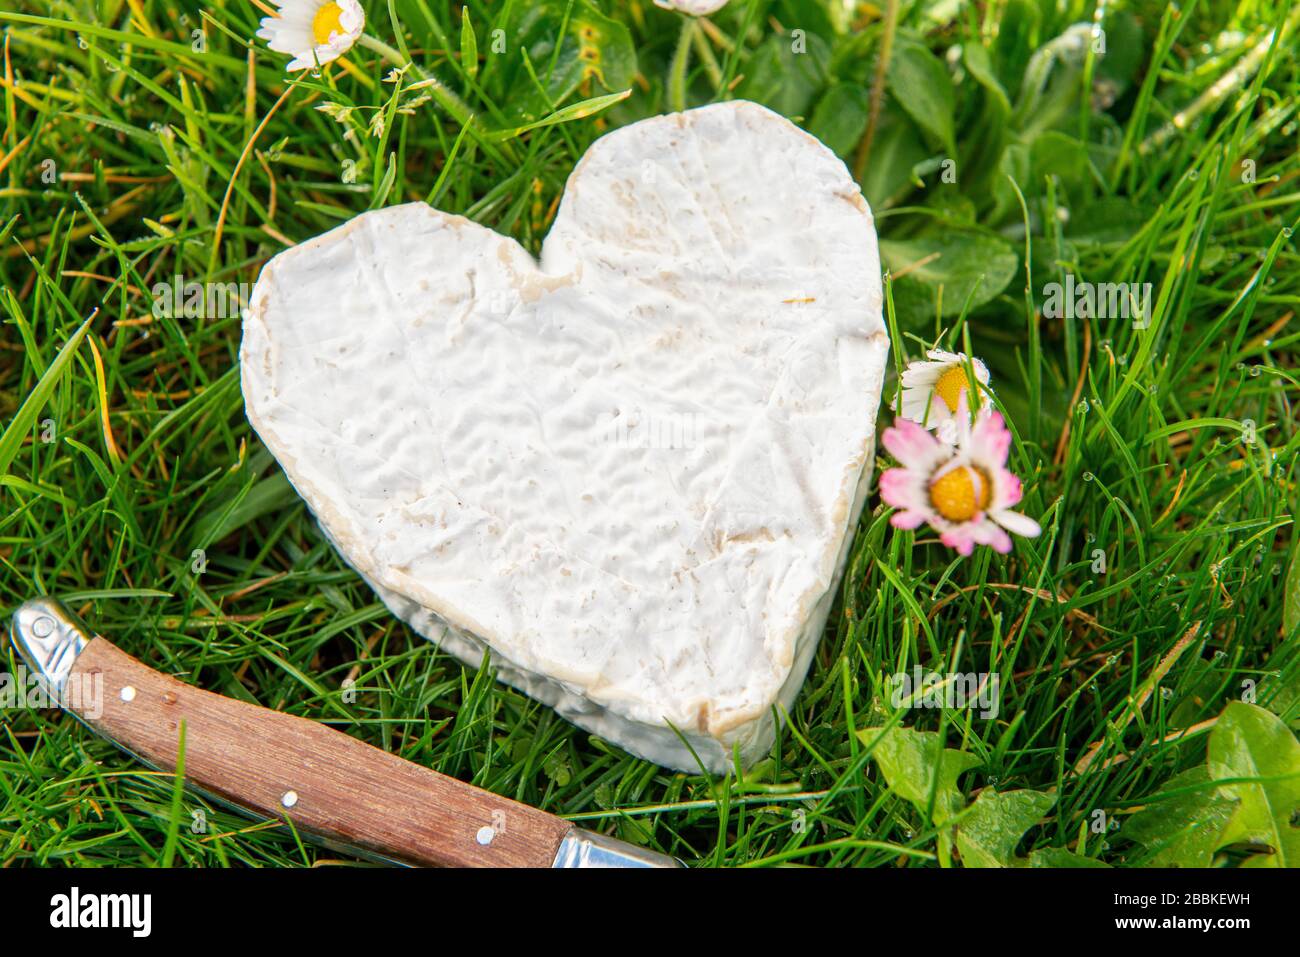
859,725,980,825
1027,848,1111,867
1207,702,1300,867
1094,10,1145,98
961,42,1010,115
734,31,830,118
991,0,1041,94
859,109,929,210
460,6,479,80
504,1,636,122
956,42,1011,193
879,230,1019,325
1067,198,1152,247
1011,25,1093,138
1029,130,1094,204
886,35,955,155
809,82,868,158
955,789,1056,867
1123,767,1238,867
492,89,631,140
774,0,838,40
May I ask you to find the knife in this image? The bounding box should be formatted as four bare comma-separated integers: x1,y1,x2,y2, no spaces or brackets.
8,597,681,868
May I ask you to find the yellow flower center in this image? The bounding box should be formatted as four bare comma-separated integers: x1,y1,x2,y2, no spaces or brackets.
312,2,346,44
929,466,991,523
934,364,976,413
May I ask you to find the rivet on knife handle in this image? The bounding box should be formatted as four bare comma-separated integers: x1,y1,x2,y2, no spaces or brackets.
9,598,681,869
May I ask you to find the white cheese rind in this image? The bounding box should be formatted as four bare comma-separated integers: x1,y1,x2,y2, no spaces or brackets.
240,100,887,773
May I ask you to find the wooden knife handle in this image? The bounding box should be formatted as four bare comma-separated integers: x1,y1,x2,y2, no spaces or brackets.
68,637,574,867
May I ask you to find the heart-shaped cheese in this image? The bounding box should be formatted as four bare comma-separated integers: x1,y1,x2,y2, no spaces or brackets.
241,101,887,772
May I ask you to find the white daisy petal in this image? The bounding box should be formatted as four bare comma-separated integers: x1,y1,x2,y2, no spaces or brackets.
992,509,1041,538
258,0,365,72
897,350,994,432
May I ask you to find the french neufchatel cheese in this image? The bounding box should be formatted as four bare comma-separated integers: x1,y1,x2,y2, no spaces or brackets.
241,101,887,772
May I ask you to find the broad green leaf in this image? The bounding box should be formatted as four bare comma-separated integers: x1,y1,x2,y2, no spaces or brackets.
991,0,1041,93
504,1,636,122
961,42,1010,114
859,108,929,210
1027,848,1111,867
809,82,868,158
1123,767,1238,867
1067,198,1152,246
1094,10,1145,97
774,0,838,40
1207,702,1300,867
734,31,830,118
859,725,980,825
955,789,1055,867
1029,130,1094,205
886,35,955,155
1011,25,1094,138
879,230,1019,325
957,42,1011,193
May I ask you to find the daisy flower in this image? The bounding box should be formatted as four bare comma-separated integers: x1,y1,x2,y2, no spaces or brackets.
257,0,365,72
898,349,992,433
879,400,1040,556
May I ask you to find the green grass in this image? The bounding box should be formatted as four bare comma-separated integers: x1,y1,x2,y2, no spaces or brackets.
1,0,1298,867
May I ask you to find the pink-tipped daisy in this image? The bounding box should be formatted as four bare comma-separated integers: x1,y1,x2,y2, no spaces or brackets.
257,0,365,73
879,401,1040,556
898,349,992,433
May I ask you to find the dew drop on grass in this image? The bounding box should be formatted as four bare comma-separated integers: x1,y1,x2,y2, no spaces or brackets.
1284,227,1294,238
1082,471,1094,482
